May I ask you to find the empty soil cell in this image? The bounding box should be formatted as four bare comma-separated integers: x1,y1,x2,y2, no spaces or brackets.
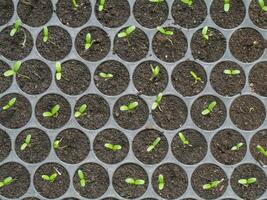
0,93,32,129
55,59,91,95
0,0,13,26
191,27,226,63
54,128,90,164
73,163,109,199
210,61,246,97
133,0,168,28
114,27,149,62
34,162,70,199
191,163,228,199
0,162,30,198
229,28,265,63
230,163,267,200
132,129,168,165
152,27,187,63
74,94,110,129
35,94,71,129
0,60,12,93
191,95,226,130
210,0,246,29
249,0,267,29
16,59,52,95
17,0,53,27
249,61,267,96
0,129,11,162
171,129,207,165
133,60,168,96
75,26,110,62
93,128,129,164
0,26,33,61
112,163,148,199
15,128,51,163
152,95,187,130
250,129,267,166
211,129,247,165
94,60,129,96
230,95,266,131
36,26,72,61
56,0,91,27
95,0,130,28
171,0,207,29
152,163,188,199
171,60,207,97
113,94,149,130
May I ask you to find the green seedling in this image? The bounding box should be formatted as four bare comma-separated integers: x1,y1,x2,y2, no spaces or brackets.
224,69,240,76
157,26,174,36
158,174,165,190
258,0,267,11
147,137,161,152
120,101,138,112
224,0,230,12
202,26,209,40
75,104,87,118
41,172,58,182
181,0,193,7
72,0,78,10
43,105,60,118
78,170,87,187
125,178,145,185
43,26,48,43
20,134,31,151
152,93,163,111
256,145,267,157
0,177,14,188
104,143,122,151
53,138,64,150
190,71,202,83
85,33,95,50
2,98,16,111
98,0,105,11
150,0,164,2
4,61,22,77
118,26,136,38
10,19,21,37
178,132,191,146
203,179,223,190
98,72,113,80
150,65,160,81
201,101,217,116
238,178,257,187
55,62,62,81
231,142,244,151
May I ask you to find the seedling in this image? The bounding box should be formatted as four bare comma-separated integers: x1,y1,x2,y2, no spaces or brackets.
10,19,21,37
190,71,202,83
74,104,87,118
258,0,267,11
231,142,244,151
150,65,160,81
238,178,257,187
181,0,193,7
256,145,267,157
98,72,113,80
202,26,209,41
201,101,217,116
178,132,191,146
147,137,161,152
120,101,138,112
53,138,64,150
157,26,174,36
72,0,78,10
41,172,58,182
125,178,145,185
55,62,62,81
98,0,105,11
150,0,164,2
2,97,16,111
78,170,87,187
152,93,163,111
104,143,122,151
20,134,31,151
158,174,165,190
224,69,240,76
203,179,223,190
43,105,60,118
224,0,230,12
85,33,95,50
4,61,22,77
43,26,48,43
0,177,14,188
118,26,136,38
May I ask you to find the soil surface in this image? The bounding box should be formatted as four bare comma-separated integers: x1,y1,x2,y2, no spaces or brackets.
249,0,267,29
249,61,267,96
62,198,79,200
250,129,267,166
0,60,12,93
22,198,40,200
0,0,13,26
0,129,11,162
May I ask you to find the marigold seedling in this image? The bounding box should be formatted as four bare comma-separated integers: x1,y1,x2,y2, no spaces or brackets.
85,33,95,50
125,178,145,185
78,169,87,187
178,132,191,146
181,0,193,7
98,0,105,11
203,179,222,190
72,0,78,10
150,65,160,81
118,26,136,38
224,69,240,76
224,0,230,12
157,26,174,36
201,101,217,116
120,101,138,112
2,97,16,111
147,137,161,152
4,61,22,77
99,72,113,80
258,0,267,11
43,26,48,43
43,104,60,118
231,142,243,151
0,177,14,188
152,93,163,111
10,19,21,37
190,71,202,84
20,134,31,151
158,174,165,190
55,62,62,81
202,26,209,41
238,178,257,187
75,104,87,118
41,172,58,182
104,143,122,151
256,145,267,157
53,138,63,150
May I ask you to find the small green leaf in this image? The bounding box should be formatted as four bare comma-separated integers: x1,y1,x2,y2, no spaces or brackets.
25,134,31,144
98,0,105,11
208,101,217,111
202,26,209,40
126,26,136,35
201,109,210,116
79,104,87,113
80,179,86,187
43,112,53,117
43,26,49,43
13,61,21,72
238,179,247,185
178,132,189,145
120,105,129,111
4,70,15,77
20,143,28,151
181,0,193,7
74,111,81,118
50,173,58,181
0,182,4,188
3,177,13,185
10,19,21,37
224,1,230,12
157,26,174,36
125,178,135,184
8,98,16,106
158,174,164,190
203,184,211,190
118,32,127,38
247,178,257,184
113,145,122,150
53,140,61,149
41,175,50,181
56,73,62,81
135,179,145,185
152,102,159,110
85,33,93,50
78,170,85,180
51,105,60,115
128,101,138,110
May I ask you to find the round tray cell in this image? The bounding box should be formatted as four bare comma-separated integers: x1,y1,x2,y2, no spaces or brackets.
249,0,267,29
22,197,40,200
249,61,267,97
62,198,80,200
250,129,267,166
0,0,14,26
0,60,12,94
0,129,11,162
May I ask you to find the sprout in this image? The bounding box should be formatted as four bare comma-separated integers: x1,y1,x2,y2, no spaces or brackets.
223,69,240,76
150,0,164,2
78,170,87,187
72,0,78,10
203,179,223,190
10,19,21,37
258,0,267,11
2,97,16,111
104,143,122,151
256,145,267,157
201,101,217,116
120,101,138,112
190,71,202,84
181,0,193,7
238,178,257,187
75,104,87,118
158,174,165,190
4,61,22,77
150,65,160,81
43,26,48,43
98,0,105,11
118,26,136,38
125,178,145,185
147,137,161,152
157,26,174,36
0,177,14,188
43,105,60,118
178,132,191,146
41,172,58,182
98,72,113,80
202,26,209,41
55,62,62,81
224,0,230,12
85,33,95,50
20,134,31,151
152,93,163,111
231,142,244,151
53,138,63,150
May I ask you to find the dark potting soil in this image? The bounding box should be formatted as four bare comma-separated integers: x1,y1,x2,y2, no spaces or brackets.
102,198,119,200
133,60,168,96
0,93,31,129
22,197,40,200
0,26,33,61
16,59,52,95
73,163,109,199
112,163,148,199
142,199,157,200
152,163,188,199
132,129,168,165
56,59,91,95
229,28,265,63
230,95,266,131
0,162,30,198
191,27,226,63
95,0,130,28
133,0,168,28
94,60,129,96
250,129,267,166
152,27,187,63
56,0,91,27
114,27,149,62
0,129,11,162
35,94,71,129
62,198,79,200
191,163,228,199
171,60,207,97
211,129,246,165
0,0,13,26
152,95,187,130
210,61,246,97
55,128,90,164
230,164,267,200
210,0,246,29
0,60,12,93
15,128,51,163
171,129,207,165
17,0,53,27
94,128,129,164
249,0,267,29
191,95,226,130
113,94,149,130
75,94,110,129
75,26,110,62
249,61,267,96
171,0,207,29
36,26,72,61
34,162,70,199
